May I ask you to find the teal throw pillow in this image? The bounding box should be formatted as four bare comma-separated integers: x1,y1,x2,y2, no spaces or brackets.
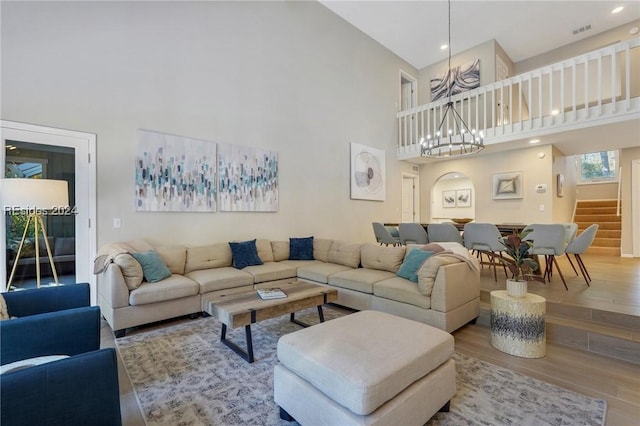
397,250,435,283
229,239,264,269
131,250,172,283
289,236,314,260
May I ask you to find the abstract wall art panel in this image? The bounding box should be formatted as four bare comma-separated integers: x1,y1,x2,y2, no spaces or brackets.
493,171,524,200
218,143,278,212
135,130,217,212
350,143,385,201
430,59,480,101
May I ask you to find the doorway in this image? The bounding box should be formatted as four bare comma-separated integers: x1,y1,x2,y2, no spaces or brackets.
401,173,420,223
1,121,97,303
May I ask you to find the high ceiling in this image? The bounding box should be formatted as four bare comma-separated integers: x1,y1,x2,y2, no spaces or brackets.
319,1,640,159
319,1,640,69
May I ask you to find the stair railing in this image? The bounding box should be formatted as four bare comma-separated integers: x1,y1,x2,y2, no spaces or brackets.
617,166,622,217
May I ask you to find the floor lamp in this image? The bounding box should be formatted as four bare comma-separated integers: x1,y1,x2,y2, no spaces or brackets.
1,178,69,290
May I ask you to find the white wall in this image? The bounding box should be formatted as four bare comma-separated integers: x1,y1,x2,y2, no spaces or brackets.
420,145,555,225
552,147,577,223
1,1,418,246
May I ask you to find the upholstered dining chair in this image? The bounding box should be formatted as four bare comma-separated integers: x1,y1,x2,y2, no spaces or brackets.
462,223,507,282
398,223,429,245
561,223,580,276
372,222,401,246
565,224,599,285
524,224,568,290
427,223,463,245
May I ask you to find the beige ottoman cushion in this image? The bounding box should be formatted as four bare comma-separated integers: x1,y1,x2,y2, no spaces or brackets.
277,310,454,415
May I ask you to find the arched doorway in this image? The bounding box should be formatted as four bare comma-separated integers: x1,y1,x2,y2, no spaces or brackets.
431,172,475,223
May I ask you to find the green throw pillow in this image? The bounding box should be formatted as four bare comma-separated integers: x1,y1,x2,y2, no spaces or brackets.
131,250,172,283
397,250,435,283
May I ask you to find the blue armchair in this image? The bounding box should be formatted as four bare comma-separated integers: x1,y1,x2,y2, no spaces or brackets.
1,283,122,426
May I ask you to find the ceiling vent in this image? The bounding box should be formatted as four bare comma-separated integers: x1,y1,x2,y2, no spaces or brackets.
572,24,592,35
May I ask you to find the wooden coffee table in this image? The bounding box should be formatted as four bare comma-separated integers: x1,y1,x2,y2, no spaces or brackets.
203,280,337,363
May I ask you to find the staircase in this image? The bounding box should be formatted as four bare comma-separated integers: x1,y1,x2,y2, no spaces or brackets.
573,199,621,256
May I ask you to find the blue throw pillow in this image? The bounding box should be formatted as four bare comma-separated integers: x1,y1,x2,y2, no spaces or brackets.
289,236,314,260
131,250,172,283
397,250,435,283
229,239,264,269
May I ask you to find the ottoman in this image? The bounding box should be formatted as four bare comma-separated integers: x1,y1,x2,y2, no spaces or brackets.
274,310,456,425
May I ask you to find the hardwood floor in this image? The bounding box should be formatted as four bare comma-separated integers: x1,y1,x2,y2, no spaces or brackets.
105,253,640,426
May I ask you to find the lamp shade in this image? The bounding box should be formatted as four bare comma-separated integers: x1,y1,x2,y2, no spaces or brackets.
0,178,69,210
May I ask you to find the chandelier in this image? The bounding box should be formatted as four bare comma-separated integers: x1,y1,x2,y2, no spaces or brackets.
421,0,484,158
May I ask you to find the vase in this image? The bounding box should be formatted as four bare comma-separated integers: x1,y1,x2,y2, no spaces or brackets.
506,279,527,297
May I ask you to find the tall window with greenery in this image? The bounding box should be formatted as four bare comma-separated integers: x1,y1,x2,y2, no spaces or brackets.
578,150,618,183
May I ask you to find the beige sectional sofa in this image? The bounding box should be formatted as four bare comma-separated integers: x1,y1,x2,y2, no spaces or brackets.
96,238,480,337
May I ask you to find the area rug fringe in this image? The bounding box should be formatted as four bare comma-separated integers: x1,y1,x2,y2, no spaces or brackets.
116,308,606,426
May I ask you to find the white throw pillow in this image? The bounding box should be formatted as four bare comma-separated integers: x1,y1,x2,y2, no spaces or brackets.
0,355,69,374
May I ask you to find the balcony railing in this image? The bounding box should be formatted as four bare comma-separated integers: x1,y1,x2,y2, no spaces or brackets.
397,38,640,160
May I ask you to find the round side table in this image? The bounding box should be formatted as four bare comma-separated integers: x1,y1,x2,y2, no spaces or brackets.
490,290,546,358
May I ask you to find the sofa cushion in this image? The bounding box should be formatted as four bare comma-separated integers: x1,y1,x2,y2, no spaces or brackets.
289,237,314,260
397,250,434,283
185,243,233,273
244,262,297,284
256,239,275,263
360,243,406,273
327,241,361,268
229,239,264,269
297,263,354,284
313,238,333,262
185,267,254,293
329,268,395,294
271,241,289,262
374,276,431,309
154,245,187,275
417,255,462,296
129,275,199,306
131,250,172,283
113,254,144,290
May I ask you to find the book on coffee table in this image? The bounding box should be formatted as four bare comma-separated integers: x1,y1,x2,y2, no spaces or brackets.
256,288,287,300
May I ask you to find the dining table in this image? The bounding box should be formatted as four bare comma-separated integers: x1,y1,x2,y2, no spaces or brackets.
383,222,528,236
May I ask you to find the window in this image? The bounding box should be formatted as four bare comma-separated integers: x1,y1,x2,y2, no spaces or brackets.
577,150,618,183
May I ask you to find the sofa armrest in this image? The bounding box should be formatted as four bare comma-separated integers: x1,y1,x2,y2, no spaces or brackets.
1,348,122,426
430,262,480,313
2,283,90,317
0,306,101,365
99,262,131,309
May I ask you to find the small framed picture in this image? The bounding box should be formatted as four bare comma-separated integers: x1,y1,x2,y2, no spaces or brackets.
557,173,564,197
493,171,523,200
442,190,456,208
456,189,471,207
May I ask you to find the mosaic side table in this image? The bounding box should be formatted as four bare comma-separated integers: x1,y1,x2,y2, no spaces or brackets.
490,290,546,358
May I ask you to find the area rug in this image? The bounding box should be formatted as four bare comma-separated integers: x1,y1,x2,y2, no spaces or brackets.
116,307,606,426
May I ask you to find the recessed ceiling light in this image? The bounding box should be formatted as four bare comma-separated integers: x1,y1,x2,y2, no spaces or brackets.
551,109,559,115
440,44,448,50
612,6,624,14
529,139,540,144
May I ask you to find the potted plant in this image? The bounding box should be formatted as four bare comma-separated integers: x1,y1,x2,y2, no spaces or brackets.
498,230,542,297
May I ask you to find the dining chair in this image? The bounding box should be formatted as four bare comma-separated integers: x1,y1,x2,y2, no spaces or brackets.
462,223,507,282
427,223,463,245
372,222,400,246
560,223,580,276
398,223,429,245
385,225,400,240
524,224,568,290
565,224,599,285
